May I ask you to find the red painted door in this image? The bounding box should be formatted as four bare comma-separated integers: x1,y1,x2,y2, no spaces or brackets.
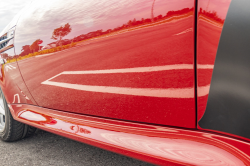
14,0,196,128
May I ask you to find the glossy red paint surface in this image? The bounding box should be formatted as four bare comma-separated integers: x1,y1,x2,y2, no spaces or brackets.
1,1,250,164
196,0,231,121
0,45,36,105
14,0,197,128
9,103,250,165
0,5,37,106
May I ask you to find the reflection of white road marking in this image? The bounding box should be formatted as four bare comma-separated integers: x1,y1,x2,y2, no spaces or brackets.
60,64,213,75
42,64,213,98
20,90,30,100
62,64,194,75
43,81,195,98
12,94,20,103
173,28,193,36
9,65,16,69
197,64,214,69
5,65,16,72
198,85,210,97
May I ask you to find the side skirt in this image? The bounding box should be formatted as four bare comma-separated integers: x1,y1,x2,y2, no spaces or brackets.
8,104,250,165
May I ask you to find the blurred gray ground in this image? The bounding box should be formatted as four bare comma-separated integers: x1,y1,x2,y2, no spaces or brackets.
0,130,154,166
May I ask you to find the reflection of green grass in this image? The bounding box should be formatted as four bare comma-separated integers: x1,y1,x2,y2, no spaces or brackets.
7,43,77,63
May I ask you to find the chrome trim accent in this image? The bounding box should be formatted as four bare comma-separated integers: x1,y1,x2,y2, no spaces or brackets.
0,36,13,45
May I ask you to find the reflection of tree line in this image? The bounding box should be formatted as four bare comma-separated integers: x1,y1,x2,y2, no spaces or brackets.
14,8,193,62
74,7,194,43
7,23,74,63
199,8,225,24
6,7,223,63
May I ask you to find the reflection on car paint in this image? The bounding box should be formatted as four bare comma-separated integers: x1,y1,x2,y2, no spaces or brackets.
14,0,196,128
12,104,250,166
196,0,231,122
15,8,195,61
41,64,213,98
0,44,36,105
12,94,20,103
173,27,193,36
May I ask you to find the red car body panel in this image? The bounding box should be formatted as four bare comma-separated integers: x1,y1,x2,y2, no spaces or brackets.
14,0,196,128
0,48,36,105
1,0,250,165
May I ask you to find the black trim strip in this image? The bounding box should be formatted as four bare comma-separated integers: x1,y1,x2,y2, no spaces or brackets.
194,0,198,128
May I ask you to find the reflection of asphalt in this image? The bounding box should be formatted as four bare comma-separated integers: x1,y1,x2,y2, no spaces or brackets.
16,16,195,127
19,16,194,96
0,130,154,166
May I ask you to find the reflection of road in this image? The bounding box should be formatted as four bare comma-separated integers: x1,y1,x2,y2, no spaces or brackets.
18,16,197,127
197,14,224,120
42,64,211,98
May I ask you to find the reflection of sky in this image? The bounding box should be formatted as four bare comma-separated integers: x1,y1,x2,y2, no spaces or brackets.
0,0,32,35
199,0,231,18
15,0,193,50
